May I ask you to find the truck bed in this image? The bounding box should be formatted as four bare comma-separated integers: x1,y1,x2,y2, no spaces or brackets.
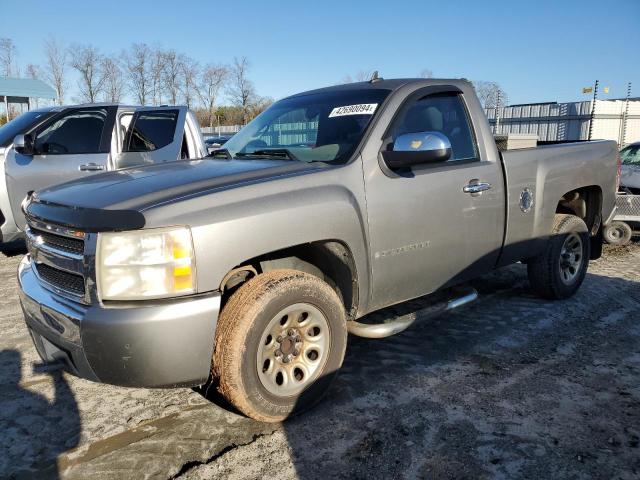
498,140,618,266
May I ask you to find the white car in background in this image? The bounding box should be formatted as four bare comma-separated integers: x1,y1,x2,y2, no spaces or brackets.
602,142,640,245
620,142,640,192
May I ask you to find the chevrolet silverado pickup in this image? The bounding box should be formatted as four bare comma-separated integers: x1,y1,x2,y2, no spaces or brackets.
0,104,207,243
17,78,619,422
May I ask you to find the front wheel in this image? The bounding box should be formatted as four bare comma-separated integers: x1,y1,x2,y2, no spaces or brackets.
527,214,590,300
212,269,347,422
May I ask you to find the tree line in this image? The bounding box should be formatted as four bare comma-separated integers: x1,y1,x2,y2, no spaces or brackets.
1,36,509,127
0,37,272,126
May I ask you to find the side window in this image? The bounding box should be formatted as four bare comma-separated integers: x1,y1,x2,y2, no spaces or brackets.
124,110,178,152
34,108,107,154
391,93,478,162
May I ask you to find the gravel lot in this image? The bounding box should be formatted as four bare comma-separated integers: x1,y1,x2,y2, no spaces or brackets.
1,240,639,479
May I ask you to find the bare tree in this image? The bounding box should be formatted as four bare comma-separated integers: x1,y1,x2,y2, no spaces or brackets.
69,44,105,103
180,56,199,108
26,64,40,79
102,55,124,102
472,80,509,109
419,68,433,78
161,49,183,105
122,43,152,105
196,64,228,128
227,56,256,124
0,38,17,77
150,47,165,105
43,37,67,105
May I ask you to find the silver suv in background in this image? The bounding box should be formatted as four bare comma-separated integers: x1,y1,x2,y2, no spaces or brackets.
0,104,207,243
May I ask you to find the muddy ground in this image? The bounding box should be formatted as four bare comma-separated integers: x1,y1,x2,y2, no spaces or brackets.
1,241,639,479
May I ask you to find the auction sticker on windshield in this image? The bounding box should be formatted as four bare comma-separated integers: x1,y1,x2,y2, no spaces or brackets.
329,103,378,117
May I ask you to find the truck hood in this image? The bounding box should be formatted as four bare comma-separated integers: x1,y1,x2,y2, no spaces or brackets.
25,158,325,231
35,158,323,211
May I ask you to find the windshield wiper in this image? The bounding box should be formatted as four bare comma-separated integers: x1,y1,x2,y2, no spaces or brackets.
235,148,299,161
208,148,232,159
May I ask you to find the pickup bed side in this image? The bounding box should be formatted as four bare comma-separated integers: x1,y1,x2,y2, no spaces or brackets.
498,140,618,266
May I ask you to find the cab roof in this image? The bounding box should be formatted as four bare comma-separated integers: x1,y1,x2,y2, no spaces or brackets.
288,78,473,98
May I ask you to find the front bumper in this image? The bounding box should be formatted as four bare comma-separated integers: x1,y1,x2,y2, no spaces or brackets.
18,255,221,388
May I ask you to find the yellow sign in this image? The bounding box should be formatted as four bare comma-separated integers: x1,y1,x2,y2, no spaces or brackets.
603,87,609,94
583,87,593,94
411,140,423,149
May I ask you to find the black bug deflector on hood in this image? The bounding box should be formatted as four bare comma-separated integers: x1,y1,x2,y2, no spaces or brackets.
24,195,146,232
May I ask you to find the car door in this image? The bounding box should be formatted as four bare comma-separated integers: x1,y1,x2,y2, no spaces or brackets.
5,106,117,229
364,87,505,309
112,106,187,169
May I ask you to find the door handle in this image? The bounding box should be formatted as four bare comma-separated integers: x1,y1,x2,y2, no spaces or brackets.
463,180,492,195
79,163,105,172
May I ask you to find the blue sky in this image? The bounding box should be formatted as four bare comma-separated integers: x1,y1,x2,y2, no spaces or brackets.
2,0,639,105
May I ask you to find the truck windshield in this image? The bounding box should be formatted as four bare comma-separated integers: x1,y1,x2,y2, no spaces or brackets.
0,109,55,148
620,144,640,166
222,89,391,163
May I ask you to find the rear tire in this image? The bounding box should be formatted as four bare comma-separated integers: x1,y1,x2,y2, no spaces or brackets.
212,269,347,422
527,214,590,300
603,221,632,246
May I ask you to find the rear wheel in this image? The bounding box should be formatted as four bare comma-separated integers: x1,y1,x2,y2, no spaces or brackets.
603,221,633,246
212,269,347,422
527,214,590,300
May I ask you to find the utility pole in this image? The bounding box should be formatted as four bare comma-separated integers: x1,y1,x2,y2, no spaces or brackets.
621,82,632,148
494,88,501,134
587,80,599,141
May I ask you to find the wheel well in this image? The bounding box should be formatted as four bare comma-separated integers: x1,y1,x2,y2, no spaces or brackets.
556,186,602,235
219,241,359,319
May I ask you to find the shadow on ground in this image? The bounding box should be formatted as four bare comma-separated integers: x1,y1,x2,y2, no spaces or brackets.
0,350,81,479
272,266,640,480
0,239,27,258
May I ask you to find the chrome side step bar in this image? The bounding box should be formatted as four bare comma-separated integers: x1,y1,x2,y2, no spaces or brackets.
347,287,478,339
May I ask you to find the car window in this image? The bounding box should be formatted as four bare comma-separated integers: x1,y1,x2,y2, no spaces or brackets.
0,110,55,148
391,93,478,162
620,145,640,166
124,110,178,152
34,108,108,155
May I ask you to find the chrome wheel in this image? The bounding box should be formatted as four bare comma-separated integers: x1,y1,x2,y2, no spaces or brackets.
559,233,583,285
257,303,330,397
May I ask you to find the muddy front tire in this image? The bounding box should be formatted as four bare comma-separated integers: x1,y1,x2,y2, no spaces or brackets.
527,214,590,300
212,269,347,423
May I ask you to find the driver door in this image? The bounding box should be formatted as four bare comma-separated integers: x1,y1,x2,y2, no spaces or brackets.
5,106,117,229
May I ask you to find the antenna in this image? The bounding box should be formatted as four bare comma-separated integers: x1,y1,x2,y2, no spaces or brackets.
370,71,382,83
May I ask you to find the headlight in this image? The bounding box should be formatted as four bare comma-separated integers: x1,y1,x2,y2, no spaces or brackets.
96,227,196,301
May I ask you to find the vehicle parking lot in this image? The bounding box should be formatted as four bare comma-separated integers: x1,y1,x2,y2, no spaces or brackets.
1,239,639,479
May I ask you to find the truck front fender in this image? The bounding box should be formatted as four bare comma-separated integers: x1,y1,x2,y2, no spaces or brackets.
142,163,372,315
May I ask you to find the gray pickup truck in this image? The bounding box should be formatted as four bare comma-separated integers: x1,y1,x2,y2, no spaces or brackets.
17,78,618,422
0,104,207,243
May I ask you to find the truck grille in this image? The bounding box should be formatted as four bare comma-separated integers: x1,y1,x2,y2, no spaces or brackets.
25,220,88,301
29,226,85,255
616,194,640,217
35,263,86,296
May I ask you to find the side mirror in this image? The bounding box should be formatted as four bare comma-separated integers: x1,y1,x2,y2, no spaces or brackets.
382,131,451,169
13,134,35,156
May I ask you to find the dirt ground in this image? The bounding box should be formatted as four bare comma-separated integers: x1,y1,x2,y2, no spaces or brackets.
1,241,639,479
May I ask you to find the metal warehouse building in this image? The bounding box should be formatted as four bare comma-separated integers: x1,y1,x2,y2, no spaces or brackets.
486,98,640,146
